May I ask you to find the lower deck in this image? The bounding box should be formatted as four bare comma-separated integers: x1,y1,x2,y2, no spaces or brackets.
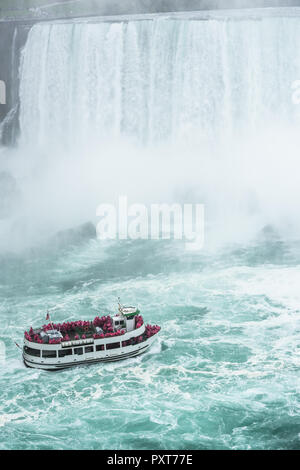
23,335,157,370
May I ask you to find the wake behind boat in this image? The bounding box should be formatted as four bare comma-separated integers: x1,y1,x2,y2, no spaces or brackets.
22,302,161,370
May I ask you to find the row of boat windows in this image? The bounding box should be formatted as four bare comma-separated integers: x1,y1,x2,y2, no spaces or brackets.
24,342,121,358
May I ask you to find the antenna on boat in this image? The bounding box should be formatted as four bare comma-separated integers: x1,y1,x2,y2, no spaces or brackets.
118,297,123,315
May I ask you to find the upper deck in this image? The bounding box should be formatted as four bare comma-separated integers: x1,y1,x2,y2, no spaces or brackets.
23,312,160,352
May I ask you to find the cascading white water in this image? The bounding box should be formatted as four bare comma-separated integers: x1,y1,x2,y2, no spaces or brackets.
19,12,300,147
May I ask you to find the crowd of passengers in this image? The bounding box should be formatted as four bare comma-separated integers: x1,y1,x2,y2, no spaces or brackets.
24,314,160,344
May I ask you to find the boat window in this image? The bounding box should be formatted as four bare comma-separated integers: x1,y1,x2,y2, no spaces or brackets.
106,342,120,350
74,347,83,355
96,344,104,351
85,346,93,353
58,349,72,357
24,346,40,357
42,350,57,358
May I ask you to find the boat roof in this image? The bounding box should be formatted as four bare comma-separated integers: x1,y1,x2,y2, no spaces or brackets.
121,307,139,316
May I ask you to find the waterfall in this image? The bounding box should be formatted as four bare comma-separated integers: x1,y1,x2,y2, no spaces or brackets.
19,12,300,147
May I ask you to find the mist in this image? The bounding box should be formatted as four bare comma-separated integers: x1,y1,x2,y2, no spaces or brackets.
1,123,300,253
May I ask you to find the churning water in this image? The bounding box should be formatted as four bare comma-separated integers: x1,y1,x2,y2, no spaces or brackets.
0,8,299,449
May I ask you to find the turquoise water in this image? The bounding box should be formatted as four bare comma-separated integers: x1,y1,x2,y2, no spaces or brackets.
0,236,299,450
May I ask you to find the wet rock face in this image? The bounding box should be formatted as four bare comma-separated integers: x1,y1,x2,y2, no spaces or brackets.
0,22,30,146
0,171,19,219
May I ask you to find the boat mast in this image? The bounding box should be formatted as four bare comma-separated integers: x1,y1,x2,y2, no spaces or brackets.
118,297,123,316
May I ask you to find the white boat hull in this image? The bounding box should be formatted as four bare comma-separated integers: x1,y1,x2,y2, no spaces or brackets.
23,336,157,371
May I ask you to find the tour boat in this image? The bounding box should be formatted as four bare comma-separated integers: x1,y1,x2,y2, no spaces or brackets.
22,302,161,371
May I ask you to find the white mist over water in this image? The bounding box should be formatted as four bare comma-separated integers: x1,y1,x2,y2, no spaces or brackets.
2,9,300,251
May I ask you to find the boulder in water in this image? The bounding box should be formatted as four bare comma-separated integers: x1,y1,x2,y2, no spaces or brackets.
50,221,96,249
